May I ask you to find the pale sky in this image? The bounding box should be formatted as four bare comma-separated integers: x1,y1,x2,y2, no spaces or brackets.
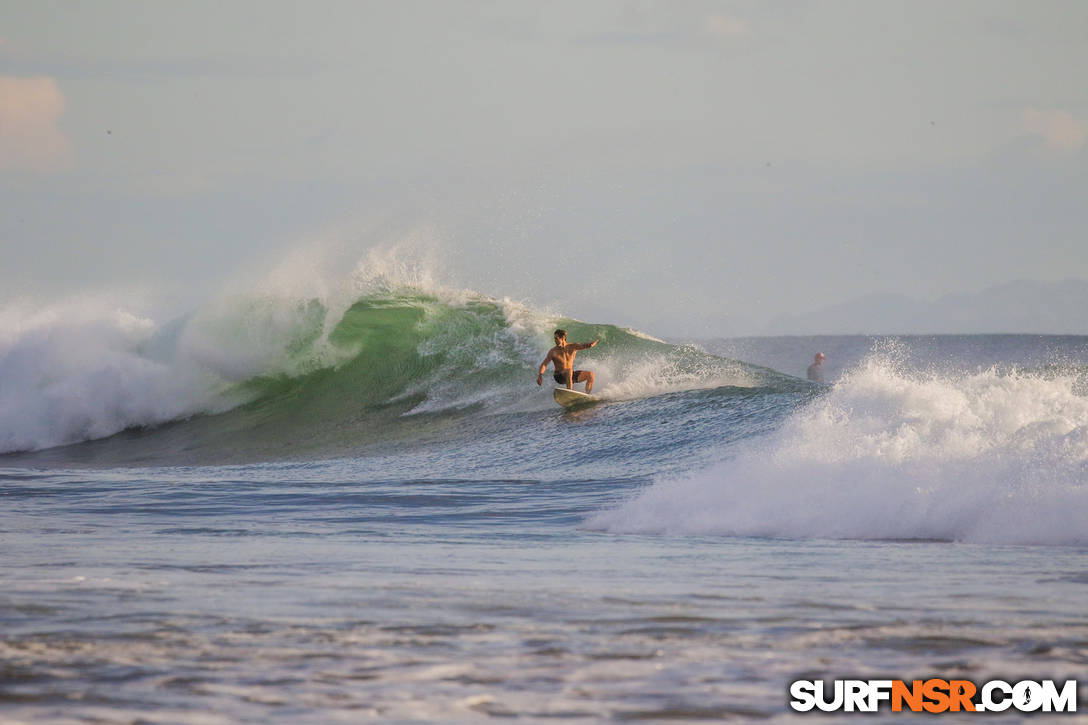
2,1,1086,335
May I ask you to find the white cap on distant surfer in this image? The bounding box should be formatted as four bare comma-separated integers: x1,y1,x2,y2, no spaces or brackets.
807,352,826,383
537,328,598,393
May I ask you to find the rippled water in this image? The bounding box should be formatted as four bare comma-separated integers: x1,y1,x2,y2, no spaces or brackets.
3,335,1088,722
3,469,1087,723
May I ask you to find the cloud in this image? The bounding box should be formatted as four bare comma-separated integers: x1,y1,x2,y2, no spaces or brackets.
1023,108,1087,151
0,76,71,172
704,15,750,40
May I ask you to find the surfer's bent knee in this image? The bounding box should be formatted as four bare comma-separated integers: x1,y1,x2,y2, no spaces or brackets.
574,370,595,393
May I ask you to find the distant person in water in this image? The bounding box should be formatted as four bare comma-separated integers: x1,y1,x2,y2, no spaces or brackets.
537,329,599,393
807,352,826,383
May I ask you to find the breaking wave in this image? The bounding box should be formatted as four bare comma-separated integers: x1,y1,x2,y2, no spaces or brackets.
0,249,767,458
588,351,1088,546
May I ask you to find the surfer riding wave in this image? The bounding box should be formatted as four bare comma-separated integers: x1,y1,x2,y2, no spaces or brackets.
537,329,598,393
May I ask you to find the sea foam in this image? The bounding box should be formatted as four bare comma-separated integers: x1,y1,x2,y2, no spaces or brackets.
587,354,1088,546
0,243,442,453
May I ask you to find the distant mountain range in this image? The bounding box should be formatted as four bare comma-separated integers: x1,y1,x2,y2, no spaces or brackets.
763,279,1088,335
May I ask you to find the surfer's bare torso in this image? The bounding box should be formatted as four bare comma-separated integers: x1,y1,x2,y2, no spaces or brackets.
537,329,598,393
545,343,587,373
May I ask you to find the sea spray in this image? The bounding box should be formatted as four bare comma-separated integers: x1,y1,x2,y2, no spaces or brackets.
0,297,235,454
0,241,487,453
587,352,1088,546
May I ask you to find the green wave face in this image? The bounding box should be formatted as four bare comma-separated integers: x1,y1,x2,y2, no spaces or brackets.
43,290,795,464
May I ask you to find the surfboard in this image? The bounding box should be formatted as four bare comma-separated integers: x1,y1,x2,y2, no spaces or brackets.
553,387,599,408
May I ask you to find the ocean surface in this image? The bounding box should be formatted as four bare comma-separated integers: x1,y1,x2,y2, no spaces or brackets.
2,276,1087,722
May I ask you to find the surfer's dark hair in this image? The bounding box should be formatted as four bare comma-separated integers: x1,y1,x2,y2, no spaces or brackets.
554,329,566,339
